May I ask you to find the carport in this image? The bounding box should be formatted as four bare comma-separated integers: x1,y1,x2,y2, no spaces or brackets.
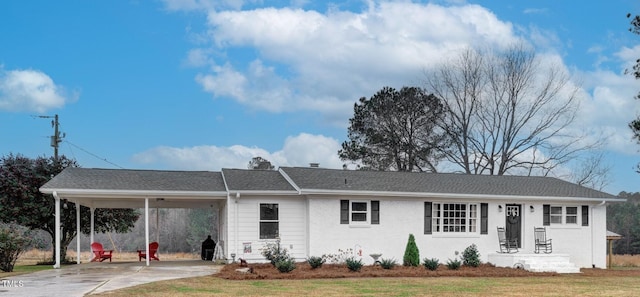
39,168,229,268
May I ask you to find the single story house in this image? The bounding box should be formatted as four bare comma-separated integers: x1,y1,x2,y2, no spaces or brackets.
40,166,621,271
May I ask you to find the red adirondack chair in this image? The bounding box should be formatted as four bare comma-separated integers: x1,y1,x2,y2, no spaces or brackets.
91,242,113,262
138,242,160,261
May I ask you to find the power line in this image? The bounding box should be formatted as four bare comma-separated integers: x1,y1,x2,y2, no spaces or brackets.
63,140,125,169
34,114,124,169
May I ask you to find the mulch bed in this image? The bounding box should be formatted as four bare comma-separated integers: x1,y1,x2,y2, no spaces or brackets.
216,262,562,280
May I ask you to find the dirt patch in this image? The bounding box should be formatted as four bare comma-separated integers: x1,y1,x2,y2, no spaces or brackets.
217,262,562,280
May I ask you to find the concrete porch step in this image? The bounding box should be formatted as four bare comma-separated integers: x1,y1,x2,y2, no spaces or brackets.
487,253,581,274
519,259,581,273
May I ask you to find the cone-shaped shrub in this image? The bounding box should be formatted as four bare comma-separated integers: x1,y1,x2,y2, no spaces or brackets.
403,234,420,266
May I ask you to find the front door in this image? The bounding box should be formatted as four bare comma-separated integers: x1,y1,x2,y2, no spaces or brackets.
505,204,522,248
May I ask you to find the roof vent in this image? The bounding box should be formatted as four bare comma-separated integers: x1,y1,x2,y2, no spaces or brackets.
309,163,319,168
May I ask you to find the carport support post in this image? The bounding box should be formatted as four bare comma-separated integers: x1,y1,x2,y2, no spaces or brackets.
90,207,95,255
145,198,150,266
53,191,61,269
76,201,80,264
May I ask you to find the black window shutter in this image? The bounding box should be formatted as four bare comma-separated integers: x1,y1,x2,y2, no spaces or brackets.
582,205,589,226
543,204,550,226
480,203,488,234
340,200,349,224
424,202,432,234
371,201,380,224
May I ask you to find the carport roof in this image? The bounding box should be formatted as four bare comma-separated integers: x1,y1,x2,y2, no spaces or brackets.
41,167,227,192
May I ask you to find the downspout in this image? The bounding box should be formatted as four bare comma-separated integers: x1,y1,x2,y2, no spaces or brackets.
592,201,606,268
234,192,240,261
53,191,61,269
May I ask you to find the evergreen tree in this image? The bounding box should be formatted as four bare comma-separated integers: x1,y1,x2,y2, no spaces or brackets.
403,234,420,266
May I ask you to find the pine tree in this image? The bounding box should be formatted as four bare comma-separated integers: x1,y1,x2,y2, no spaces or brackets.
403,234,420,266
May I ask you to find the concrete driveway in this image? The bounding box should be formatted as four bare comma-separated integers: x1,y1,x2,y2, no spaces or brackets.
0,260,221,297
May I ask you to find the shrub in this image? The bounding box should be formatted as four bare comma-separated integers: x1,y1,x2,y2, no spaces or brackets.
307,256,325,269
462,244,481,267
345,257,363,272
275,259,296,273
403,234,420,266
423,257,439,271
379,258,397,269
261,238,291,266
0,222,34,272
446,258,461,270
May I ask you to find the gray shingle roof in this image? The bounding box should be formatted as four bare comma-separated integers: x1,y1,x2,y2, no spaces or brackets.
41,166,618,200
279,167,617,199
222,168,297,192
41,168,226,192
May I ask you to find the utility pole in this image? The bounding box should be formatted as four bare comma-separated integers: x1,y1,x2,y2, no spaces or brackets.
39,114,64,161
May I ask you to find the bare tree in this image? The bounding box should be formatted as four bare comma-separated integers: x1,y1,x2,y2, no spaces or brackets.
426,44,600,178
570,153,611,191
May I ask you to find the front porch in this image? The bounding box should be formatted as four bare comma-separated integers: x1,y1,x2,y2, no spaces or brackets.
488,253,581,273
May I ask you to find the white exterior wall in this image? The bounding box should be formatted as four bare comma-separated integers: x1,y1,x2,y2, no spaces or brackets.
308,197,501,265
226,195,307,262
527,202,607,268
307,197,608,268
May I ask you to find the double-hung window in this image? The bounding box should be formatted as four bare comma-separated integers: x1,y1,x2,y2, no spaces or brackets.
340,200,379,225
550,206,563,224
565,207,578,224
260,203,279,239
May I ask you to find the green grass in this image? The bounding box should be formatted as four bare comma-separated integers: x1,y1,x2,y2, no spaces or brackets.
89,274,640,297
0,264,53,277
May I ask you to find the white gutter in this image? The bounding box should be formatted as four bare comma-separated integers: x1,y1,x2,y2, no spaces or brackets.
40,188,228,198
231,190,299,196
298,188,623,203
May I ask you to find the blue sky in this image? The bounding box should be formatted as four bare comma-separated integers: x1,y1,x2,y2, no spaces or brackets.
1,0,640,195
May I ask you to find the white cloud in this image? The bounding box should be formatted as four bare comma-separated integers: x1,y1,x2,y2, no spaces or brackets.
615,44,640,71
0,68,75,113
187,2,517,118
132,133,343,170
574,43,640,155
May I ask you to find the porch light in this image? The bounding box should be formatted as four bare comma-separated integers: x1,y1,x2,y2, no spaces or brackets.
530,205,535,212
498,205,503,212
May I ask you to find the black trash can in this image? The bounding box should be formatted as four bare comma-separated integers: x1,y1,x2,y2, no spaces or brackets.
201,235,216,261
